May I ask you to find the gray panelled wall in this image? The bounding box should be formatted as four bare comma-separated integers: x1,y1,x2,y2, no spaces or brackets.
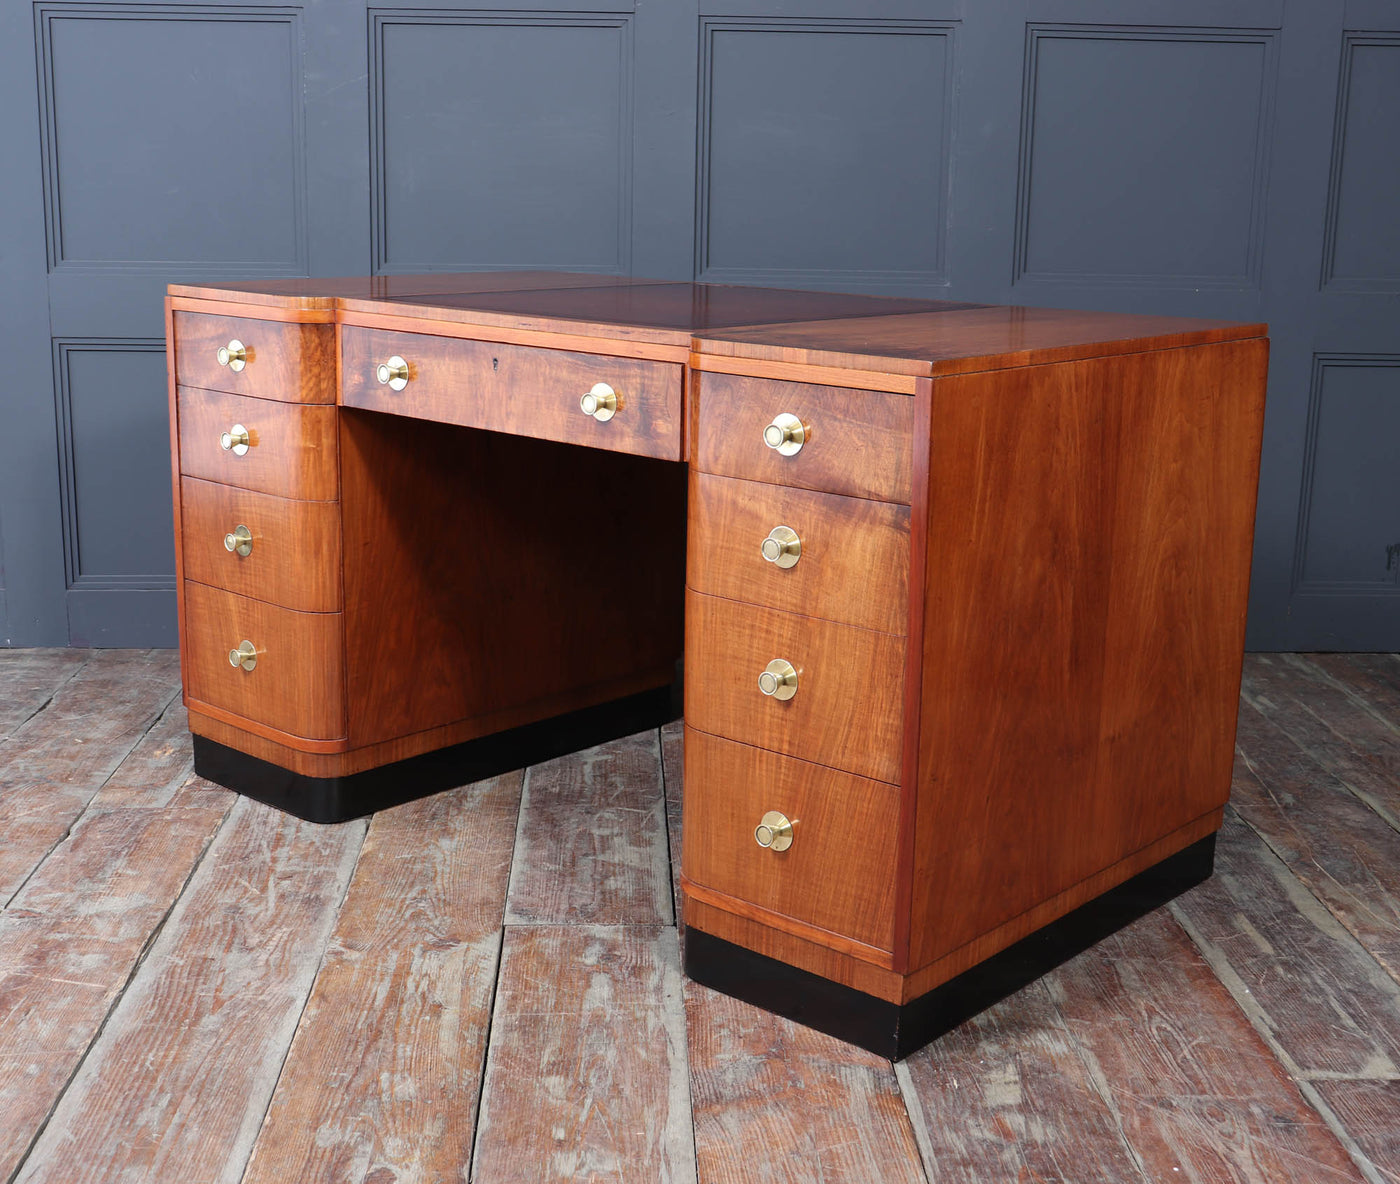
0,0,1395,649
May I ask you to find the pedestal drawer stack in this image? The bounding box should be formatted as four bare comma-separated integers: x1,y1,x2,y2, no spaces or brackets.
682,371,914,963
170,310,345,744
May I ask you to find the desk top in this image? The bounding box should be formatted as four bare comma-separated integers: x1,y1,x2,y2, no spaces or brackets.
169,271,1267,381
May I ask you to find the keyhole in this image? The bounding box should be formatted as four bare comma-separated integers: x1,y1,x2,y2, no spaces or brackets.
492,357,499,372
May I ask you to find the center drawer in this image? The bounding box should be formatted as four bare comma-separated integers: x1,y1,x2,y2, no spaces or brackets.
340,325,683,461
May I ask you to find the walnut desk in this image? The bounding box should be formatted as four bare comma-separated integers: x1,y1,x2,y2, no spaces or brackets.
164,273,1268,1056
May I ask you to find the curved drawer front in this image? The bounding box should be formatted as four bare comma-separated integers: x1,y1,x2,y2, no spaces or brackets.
684,588,905,785
183,582,345,741
180,477,342,612
340,325,683,461
177,388,338,501
693,372,913,503
688,471,909,635
173,311,334,403
681,727,899,952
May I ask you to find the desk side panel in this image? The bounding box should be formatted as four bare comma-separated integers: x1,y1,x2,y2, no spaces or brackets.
908,338,1269,972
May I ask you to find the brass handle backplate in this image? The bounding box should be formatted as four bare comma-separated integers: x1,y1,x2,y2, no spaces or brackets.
223,525,253,558
228,640,258,672
580,382,618,422
219,424,250,456
758,658,798,700
755,811,794,852
216,339,247,371
376,356,410,391
761,525,801,569
763,412,806,456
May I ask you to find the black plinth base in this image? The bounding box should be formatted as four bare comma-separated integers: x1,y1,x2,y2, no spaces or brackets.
193,680,681,824
684,832,1217,1060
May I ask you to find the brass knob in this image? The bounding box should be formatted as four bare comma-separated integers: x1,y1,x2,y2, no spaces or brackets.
228,640,258,672
219,424,250,456
375,356,410,391
763,412,806,456
761,526,801,569
580,382,618,422
216,340,247,371
758,658,798,700
755,811,794,852
223,525,253,557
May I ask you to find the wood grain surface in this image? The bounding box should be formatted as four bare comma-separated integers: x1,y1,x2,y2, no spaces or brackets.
1231,697,1400,979
910,340,1266,969
172,311,335,403
1045,910,1364,1182
897,982,1150,1183
505,731,673,927
177,387,339,501
695,304,1267,377
687,471,910,635
1173,810,1400,1080
338,410,684,751
692,371,913,502
0,806,230,1182
686,979,925,1184
341,324,684,461
472,925,696,1183
684,589,905,784
242,775,521,1184
180,477,342,613
12,798,364,1184
182,581,345,741
4,650,1400,1183
0,649,86,738
681,727,899,952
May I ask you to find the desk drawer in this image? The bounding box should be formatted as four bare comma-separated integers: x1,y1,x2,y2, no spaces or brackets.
682,727,898,952
693,372,913,503
183,582,345,741
685,589,905,785
173,311,334,404
341,326,683,461
178,388,338,501
688,472,909,635
180,477,341,613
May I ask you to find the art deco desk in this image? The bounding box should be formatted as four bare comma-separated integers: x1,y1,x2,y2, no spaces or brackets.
164,273,1268,1056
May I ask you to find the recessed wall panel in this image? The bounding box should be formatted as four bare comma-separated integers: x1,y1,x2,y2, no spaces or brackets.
54,342,175,588
37,6,304,271
1294,356,1400,594
698,20,952,287
371,13,631,273
1323,36,1400,290
1016,27,1275,287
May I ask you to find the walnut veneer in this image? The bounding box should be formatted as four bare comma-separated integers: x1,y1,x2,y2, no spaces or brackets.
166,273,1268,1054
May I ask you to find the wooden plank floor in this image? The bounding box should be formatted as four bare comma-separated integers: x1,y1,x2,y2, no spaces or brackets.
1,651,1398,1183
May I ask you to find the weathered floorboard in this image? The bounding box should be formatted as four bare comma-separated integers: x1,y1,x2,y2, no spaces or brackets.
0,781,101,906
0,648,87,739
1308,654,1400,729
13,798,364,1184
1173,809,1400,1080
241,774,523,1184
88,696,218,811
1243,654,1400,827
505,730,672,926
897,984,1147,1184
0,803,229,1181
472,925,697,1183
1232,699,1400,979
661,719,684,920
1312,1080,1400,1184
1049,909,1365,1182
687,981,926,1184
